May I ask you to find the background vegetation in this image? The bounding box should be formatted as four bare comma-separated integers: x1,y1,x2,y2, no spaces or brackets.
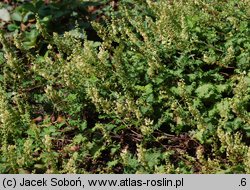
0,0,249,173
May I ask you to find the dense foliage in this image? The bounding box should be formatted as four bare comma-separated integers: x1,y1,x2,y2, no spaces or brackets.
0,0,249,173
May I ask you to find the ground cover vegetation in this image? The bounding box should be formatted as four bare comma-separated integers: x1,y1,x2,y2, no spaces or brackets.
0,0,250,174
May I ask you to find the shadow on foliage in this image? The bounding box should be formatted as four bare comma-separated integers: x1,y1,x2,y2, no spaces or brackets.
14,0,112,40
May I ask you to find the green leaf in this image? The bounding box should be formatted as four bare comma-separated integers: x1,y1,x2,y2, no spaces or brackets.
11,11,22,22
194,130,205,144
146,94,154,103
22,29,39,49
107,160,119,168
23,11,35,23
0,52,4,65
79,121,88,132
144,150,162,169
21,2,36,12
7,24,19,31
195,83,215,99
73,134,86,144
